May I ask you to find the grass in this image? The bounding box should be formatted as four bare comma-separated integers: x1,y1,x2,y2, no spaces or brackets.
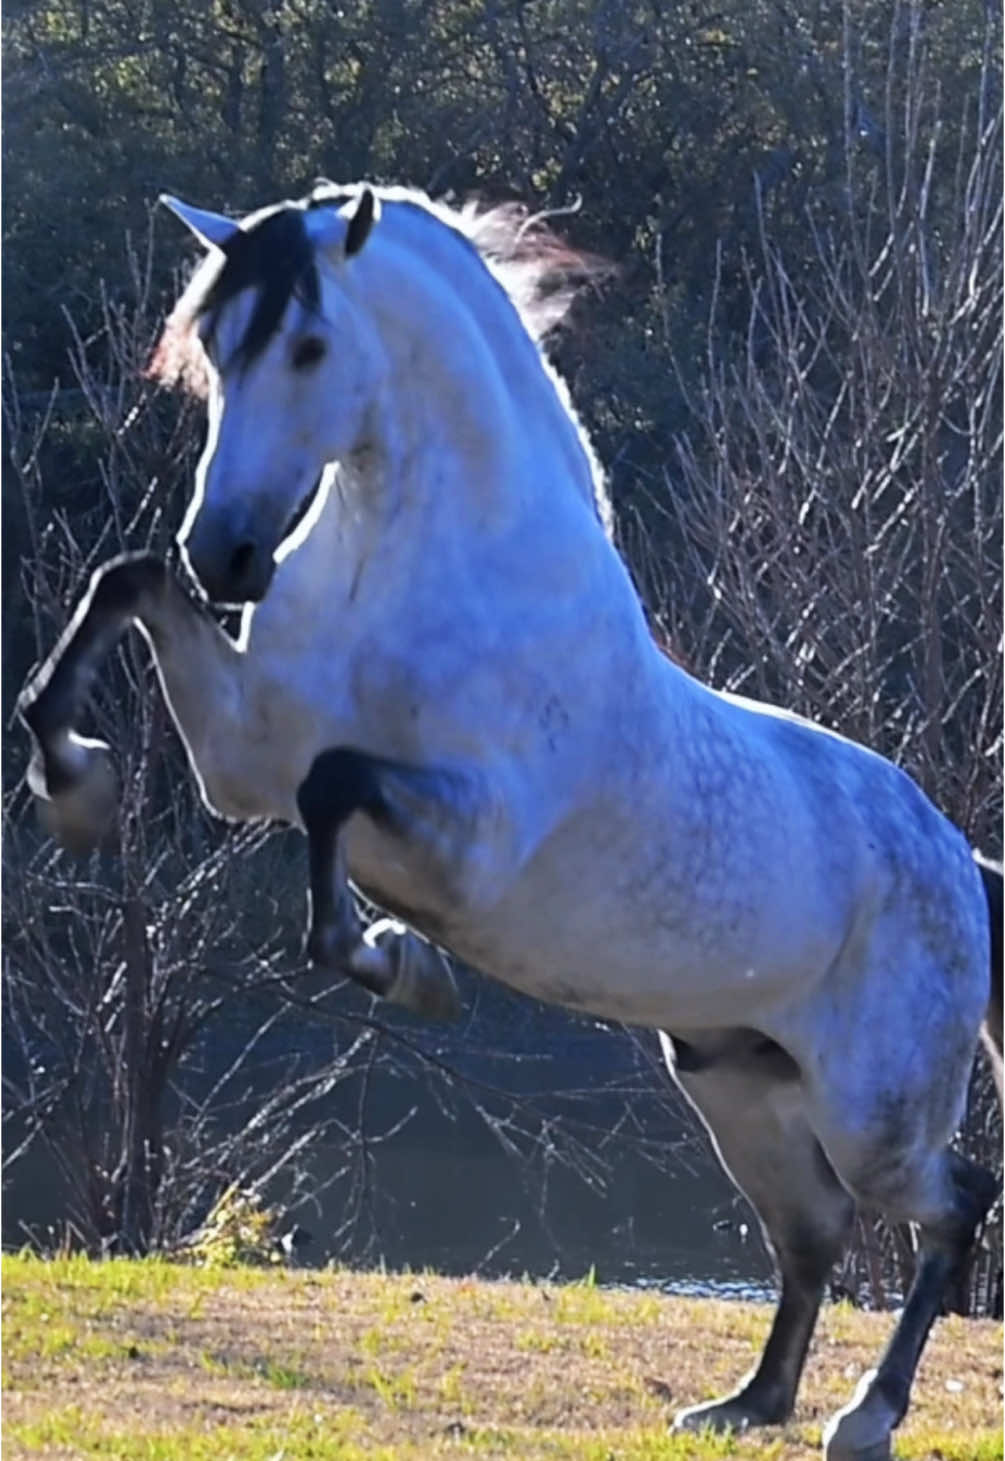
2,1253,1001,1459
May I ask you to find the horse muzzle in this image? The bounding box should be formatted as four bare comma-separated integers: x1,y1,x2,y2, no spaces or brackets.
182,525,276,607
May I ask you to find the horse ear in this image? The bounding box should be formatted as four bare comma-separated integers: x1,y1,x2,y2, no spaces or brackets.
159,195,239,251
344,188,377,258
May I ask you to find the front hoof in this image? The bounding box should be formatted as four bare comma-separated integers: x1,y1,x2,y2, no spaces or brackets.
357,919,461,1021
29,738,117,855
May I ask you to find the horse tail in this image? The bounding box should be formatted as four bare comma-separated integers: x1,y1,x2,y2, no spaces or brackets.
975,850,1003,1104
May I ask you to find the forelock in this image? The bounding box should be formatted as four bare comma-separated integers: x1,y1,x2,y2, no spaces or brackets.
149,202,324,391
199,205,321,369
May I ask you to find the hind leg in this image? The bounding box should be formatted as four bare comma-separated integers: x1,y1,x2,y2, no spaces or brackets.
819,1145,996,1460
794,944,996,1459
663,1031,855,1433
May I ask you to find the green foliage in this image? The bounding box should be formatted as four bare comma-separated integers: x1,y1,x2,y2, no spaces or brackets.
7,0,997,448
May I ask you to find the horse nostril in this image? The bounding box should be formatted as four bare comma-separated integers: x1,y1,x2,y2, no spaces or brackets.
228,542,257,587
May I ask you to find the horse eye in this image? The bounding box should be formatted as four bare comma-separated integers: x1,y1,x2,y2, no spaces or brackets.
291,336,326,371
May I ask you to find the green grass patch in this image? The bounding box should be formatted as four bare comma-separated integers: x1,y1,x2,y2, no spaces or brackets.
6,1404,375,1460
3,1254,1000,1460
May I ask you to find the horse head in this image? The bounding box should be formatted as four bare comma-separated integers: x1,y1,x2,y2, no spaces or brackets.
155,188,381,605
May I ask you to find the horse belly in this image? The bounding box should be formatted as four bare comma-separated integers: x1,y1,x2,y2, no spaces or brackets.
455,896,840,1029
408,811,849,1030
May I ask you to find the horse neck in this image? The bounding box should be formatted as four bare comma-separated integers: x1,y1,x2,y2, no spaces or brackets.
339,203,600,538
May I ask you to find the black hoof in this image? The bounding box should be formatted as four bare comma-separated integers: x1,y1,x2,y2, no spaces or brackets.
305,919,394,1000
358,920,461,1020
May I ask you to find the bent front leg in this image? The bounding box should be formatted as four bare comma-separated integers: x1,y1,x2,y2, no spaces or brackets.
296,747,467,1021
19,553,239,851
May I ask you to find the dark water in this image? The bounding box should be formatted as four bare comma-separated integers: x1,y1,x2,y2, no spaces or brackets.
339,1139,774,1299
2,982,775,1300
4,1117,773,1301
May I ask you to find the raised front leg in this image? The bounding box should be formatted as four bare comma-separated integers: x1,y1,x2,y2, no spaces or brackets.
296,747,466,1021
18,552,241,850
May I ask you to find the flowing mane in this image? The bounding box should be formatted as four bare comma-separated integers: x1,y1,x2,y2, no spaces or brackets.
150,184,600,380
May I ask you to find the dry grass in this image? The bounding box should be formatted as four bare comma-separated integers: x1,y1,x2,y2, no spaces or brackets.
2,1254,1001,1459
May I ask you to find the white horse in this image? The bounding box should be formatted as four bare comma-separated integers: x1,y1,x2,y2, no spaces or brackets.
19,183,1001,1460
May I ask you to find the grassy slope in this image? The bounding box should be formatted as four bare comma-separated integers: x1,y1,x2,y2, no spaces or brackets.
2,1254,1001,1460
